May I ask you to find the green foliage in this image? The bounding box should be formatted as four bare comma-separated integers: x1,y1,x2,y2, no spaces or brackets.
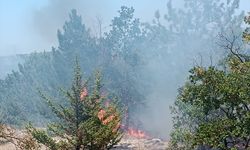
101,6,146,127
169,8,249,150
170,60,250,149
0,7,145,128
105,6,145,65
0,1,245,140
27,60,122,150
57,9,92,54
0,52,59,125
169,98,205,150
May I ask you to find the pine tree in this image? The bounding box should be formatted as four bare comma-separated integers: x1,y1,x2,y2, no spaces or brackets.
103,6,145,129
27,59,122,150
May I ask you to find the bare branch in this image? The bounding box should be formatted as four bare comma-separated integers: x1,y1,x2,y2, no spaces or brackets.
217,30,244,63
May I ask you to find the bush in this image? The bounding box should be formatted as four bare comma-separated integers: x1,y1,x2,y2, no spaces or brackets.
27,60,122,150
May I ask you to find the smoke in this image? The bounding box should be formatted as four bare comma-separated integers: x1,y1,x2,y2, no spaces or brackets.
0,0,178,57
135,0,248,140
137,50,193,139
0,0,249,140
31,0,170,45
32,0,83,45
0,55,24,79
1,0,248,57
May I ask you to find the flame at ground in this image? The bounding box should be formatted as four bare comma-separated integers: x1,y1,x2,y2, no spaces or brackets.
127,128,149,139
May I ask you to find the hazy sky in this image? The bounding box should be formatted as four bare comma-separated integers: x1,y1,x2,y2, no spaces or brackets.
0,0,250,56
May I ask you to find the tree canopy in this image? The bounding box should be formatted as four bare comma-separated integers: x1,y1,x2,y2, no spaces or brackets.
169,13,250,150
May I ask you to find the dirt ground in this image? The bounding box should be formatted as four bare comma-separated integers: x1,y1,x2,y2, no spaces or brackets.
0,143,16,150
0,135,168,150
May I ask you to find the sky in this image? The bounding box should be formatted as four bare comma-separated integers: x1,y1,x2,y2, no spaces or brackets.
0,0,250,56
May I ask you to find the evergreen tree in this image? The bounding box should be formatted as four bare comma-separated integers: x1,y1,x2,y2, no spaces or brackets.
0,9,97,125
102,6,146,128
56,9,98,83
27,60,122,150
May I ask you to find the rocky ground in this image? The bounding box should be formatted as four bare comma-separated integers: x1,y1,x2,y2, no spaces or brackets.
113,135,168,150
0,135,168,150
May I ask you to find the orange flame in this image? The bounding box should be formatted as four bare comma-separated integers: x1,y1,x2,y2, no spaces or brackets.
80,87,88,100
98,109,106,121
97,108,120,133
98,109,116,125
127,128,148,139
102,115,115,125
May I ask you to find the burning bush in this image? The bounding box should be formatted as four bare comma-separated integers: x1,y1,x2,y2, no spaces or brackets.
27,60,122,150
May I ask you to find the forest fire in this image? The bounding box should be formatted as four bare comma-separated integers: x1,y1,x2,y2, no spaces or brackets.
126,128,149,139
1,1,249,149
80,87,88,100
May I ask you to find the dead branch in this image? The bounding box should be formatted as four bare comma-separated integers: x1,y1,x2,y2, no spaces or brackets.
217,29,244,63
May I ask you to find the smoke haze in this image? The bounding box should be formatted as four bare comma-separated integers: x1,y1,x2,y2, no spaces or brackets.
0,0,250,140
